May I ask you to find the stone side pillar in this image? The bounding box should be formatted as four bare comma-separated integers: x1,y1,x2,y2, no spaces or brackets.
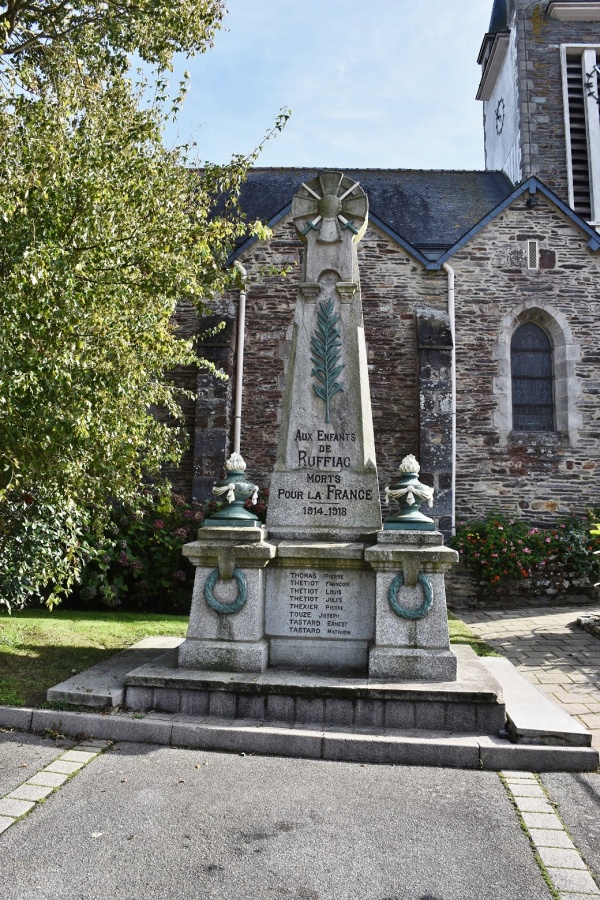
365,532,458,681
179,526,276,672
416,309,453,537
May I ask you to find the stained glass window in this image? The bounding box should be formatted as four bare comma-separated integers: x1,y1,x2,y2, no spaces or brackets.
511,323,554,432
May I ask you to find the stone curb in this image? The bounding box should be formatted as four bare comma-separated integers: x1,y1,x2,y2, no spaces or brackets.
1,705,598,770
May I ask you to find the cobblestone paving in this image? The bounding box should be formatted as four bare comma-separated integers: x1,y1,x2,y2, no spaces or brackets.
457,605,600,750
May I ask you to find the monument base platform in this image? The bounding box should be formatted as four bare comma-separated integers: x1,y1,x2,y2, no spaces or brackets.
178,638,268,673
368,647,458,682
44,640,598,770
123,645,506,736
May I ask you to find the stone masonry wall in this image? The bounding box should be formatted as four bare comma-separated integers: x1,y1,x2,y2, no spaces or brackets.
186,191,600,530
167,297,236,499
516,0,600,203
451,192,600,524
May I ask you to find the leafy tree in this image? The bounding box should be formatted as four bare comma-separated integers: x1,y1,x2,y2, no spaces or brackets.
0,5,287,610
1,0,226,67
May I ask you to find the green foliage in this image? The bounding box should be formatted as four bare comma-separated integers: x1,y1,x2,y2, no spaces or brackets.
74,488,204,612
451,513,600,596
73,485,270,611
0,4,288,611
1,0,227,70
0,491,89,612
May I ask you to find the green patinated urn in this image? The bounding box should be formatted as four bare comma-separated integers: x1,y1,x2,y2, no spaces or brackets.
384,454,436,532
205,453,261,528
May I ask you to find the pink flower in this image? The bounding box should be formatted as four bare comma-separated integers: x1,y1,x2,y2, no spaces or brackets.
153,519,165,529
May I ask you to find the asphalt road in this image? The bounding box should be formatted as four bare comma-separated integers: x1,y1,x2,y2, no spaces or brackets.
0,736,556,900
0,731,71,797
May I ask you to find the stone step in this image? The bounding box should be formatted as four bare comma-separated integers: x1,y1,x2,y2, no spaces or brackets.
123,645,506,735
479,656,593,747
2,706,598,772
46,638,185,708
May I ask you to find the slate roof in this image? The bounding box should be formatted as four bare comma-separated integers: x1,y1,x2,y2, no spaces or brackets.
488,0,509,33
234,168,515,256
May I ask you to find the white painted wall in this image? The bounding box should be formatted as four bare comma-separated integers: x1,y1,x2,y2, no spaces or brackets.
483,29,522,182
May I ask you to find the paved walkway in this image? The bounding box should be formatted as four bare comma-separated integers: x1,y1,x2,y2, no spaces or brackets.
457,604,600,749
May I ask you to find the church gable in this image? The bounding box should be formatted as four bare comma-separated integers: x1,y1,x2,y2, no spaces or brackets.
172,0,600,538
442,184,600,522
437,176,600,267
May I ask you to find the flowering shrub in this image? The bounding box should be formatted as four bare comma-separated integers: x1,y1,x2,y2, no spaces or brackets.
245,487,269,523
592,522,600,587
73,484,271,612
451,513,600,598
74,488,205,612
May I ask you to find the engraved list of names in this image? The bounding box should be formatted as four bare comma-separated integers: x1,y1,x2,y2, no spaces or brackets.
265,568,375,641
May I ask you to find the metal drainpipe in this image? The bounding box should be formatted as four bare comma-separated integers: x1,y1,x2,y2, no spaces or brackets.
442,262,456,536
232,260,247,456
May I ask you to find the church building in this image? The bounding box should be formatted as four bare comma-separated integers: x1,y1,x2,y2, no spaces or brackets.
173,0,600,536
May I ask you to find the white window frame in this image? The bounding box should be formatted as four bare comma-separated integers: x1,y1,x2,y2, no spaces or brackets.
560,43,600,227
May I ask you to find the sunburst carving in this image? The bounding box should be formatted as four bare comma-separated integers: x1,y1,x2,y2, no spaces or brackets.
291,172,368,243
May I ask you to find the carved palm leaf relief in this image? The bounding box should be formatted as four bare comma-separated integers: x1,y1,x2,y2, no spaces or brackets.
310,298,344,424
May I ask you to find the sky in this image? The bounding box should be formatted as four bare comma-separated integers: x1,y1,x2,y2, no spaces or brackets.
162,0,493,170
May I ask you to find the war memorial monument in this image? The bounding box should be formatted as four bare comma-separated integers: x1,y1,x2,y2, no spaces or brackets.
122,173,507,741
47,174,597,769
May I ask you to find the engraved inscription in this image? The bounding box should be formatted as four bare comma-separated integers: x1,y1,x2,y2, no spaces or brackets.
275,429,375,522
265,569,375,641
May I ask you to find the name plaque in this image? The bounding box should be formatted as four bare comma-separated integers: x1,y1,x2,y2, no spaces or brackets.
265,568,375,641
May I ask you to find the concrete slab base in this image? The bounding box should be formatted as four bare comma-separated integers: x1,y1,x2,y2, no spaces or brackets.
36,638,599,771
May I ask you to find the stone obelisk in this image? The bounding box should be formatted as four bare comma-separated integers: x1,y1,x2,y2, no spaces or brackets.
267,172,382,541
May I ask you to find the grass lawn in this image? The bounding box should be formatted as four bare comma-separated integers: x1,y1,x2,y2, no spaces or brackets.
447,612,499,658
0,607,188,708
0,607,496,709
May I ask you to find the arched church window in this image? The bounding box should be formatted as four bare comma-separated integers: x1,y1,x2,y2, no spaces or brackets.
511,323,554,432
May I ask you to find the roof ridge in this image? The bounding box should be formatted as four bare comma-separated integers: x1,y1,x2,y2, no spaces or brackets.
245,167,506,175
